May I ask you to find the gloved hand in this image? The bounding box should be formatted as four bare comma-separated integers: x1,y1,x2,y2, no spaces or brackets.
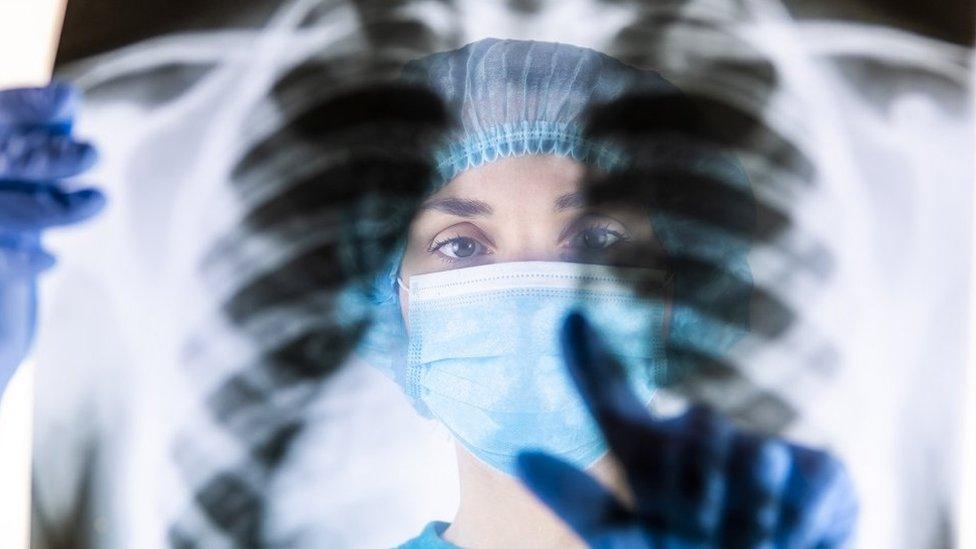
0,83,104,397
516,312,858,548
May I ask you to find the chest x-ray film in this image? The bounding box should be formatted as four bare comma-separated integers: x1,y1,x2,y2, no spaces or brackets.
20,0,974,547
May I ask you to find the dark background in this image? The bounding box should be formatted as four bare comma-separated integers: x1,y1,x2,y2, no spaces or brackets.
55,0,974,66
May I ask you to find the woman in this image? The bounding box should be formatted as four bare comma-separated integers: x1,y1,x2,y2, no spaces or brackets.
358,38,854,548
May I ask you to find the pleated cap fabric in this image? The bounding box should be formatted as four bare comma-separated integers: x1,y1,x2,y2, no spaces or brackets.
400,37,678,188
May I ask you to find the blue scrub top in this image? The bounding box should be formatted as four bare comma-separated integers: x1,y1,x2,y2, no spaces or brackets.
397,521,459,548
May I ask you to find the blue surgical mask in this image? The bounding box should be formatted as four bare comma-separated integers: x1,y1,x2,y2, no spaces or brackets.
400,261,668,476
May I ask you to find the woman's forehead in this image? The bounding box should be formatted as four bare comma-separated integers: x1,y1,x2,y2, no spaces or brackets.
433,155,586,203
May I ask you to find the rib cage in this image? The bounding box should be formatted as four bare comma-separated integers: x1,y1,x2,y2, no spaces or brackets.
35,0,971,547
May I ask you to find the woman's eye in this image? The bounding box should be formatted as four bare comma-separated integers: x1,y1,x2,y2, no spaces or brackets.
570,226,627,250
432,236,488,260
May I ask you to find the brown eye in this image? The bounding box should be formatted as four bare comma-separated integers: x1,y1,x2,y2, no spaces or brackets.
433,236,488,260
570,226,626,250
447,237,479,258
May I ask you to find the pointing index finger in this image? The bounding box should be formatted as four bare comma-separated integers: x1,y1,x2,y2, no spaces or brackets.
561,310,654,432
561,310,736,540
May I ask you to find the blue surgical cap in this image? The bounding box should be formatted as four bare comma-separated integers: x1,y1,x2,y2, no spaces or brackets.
401,37,681,189
355,38,753,410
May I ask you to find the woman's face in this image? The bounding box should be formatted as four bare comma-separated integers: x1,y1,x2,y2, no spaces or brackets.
398,154,659,315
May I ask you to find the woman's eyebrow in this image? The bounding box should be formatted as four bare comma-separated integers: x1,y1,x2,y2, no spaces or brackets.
554,191,584,212
420,197,494,217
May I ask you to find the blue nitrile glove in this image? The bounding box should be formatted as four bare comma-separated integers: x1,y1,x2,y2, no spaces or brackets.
0,83,104,396
516,312,858,548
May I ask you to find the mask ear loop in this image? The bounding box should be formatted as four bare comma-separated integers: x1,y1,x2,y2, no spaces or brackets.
396,274,409,295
